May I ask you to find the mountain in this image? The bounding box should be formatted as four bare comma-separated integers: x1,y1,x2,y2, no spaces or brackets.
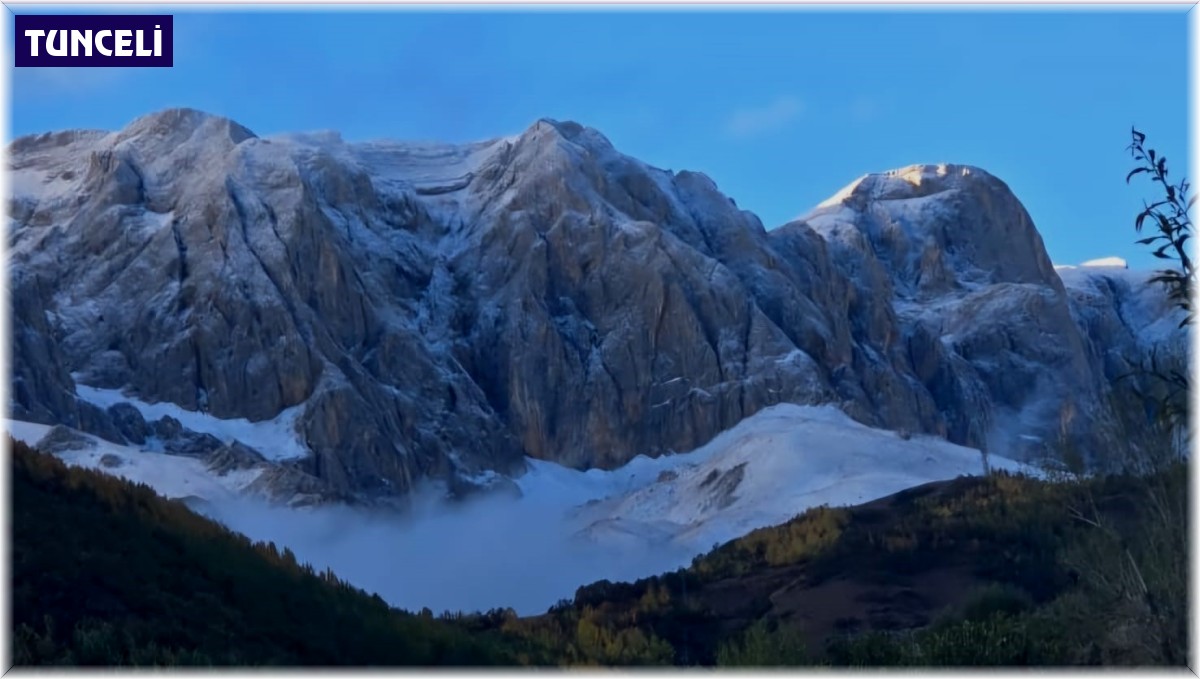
7,108,1184,503
795,166,1180,462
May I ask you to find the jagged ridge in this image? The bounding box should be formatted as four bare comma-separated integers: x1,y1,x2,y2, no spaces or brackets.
7,109,1184,501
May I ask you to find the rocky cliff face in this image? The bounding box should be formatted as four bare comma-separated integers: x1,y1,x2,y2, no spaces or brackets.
7,109,1185,501
795,165,1100,461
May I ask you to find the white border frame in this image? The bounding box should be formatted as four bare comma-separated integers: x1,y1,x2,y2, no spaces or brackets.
0,2,1194,676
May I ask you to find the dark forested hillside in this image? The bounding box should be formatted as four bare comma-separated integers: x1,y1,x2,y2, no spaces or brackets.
487,462,1188,666
10,436,1187,667
9,437,548,666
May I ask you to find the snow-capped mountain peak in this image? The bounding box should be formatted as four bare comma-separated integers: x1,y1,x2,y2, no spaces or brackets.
8,109,1185,506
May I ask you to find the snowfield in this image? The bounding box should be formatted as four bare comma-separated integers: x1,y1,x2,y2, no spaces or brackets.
5,420,263,502
6,403,1033,616
523,404,1030,558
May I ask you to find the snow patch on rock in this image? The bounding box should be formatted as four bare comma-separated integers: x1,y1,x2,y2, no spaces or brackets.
6,419,263,501
73,382,309,461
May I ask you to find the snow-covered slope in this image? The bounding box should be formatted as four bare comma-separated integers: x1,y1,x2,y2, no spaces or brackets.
543,404,1028,556
6,420,262,504
6,403,1030,615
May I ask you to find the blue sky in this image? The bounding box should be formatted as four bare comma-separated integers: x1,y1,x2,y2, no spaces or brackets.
10,8,1190,268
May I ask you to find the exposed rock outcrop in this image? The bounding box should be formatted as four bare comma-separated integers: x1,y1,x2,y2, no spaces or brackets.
206,441,268,476
35,425,97,454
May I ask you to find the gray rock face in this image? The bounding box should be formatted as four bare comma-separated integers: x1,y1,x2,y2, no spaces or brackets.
206,441,268,476
160,428,224,457
146,415,223,456
8,110,1185,501
107,403,150,445
245,464,347,508
11,276,124,443
797,165,1185,464
35,425,97,454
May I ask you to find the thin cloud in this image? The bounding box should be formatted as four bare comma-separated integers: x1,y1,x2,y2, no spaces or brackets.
197,483,696,616
725,95,804,139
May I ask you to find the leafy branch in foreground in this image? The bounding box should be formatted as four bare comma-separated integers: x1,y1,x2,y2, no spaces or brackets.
1121,128,1192,438
1126,127,1193,327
